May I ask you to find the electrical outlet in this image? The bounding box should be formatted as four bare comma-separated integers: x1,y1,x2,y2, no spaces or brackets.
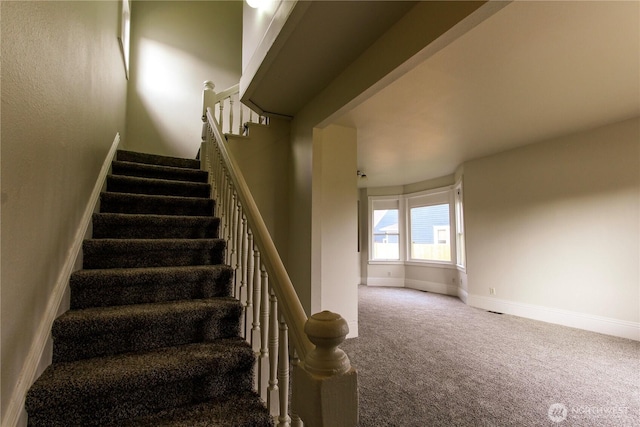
489,287,496,295
387,271,391,277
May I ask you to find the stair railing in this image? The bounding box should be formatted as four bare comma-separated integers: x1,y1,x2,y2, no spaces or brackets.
201,82,358,427
202,81,269,137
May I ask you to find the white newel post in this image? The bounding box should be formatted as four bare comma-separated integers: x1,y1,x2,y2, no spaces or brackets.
201,81,215,151
293,311,358,427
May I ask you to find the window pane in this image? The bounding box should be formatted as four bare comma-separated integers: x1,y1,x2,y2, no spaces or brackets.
410,204,451,261
372,209,399,260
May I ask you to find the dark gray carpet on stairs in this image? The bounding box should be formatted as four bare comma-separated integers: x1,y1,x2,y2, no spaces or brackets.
341,285,640,427
25,149,273,426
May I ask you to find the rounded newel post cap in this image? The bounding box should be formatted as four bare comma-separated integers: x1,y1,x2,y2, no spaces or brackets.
303,311,351,376
203,80,215,91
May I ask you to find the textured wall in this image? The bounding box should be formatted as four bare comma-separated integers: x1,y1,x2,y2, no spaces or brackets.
125,1,242,159
1,1,128,424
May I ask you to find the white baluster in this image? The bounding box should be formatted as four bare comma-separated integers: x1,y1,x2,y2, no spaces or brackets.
225,181,234,265
267,288,279,415
238,209,247,306
230,196,239,298
218,100,224,134
239,101,244,135
278,315,291,427
229,96,234,135
251,246,261,350
258,266,270,400
290,350,303,427
245,228,255,340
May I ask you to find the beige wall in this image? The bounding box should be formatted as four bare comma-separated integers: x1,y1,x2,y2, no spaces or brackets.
312,125,359,336
226,118,291,254
125,1,242,158
464,118,639,335
1,1,128,424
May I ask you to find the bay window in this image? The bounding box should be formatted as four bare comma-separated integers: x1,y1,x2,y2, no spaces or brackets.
369,184,464,266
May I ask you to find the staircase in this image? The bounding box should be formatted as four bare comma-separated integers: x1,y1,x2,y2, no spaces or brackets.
25,150,273,426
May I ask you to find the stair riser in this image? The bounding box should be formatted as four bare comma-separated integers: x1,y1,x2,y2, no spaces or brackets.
117,150,201,169
100,193,214,216
107,176,211,199
70,280,233,310
112,161,208,183
27,370,254,427
53,315,241,363
93,223,219,239
69,266,233,309
82,241,226,269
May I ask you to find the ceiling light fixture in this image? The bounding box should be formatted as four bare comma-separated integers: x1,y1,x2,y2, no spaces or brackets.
246,0,268,9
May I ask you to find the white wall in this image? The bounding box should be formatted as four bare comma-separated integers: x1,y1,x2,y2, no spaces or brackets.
125,1,242,158
1,1,128,424
312,125,359,337
464,118,639,339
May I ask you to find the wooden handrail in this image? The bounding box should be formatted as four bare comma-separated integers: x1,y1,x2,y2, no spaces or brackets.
213,83,240,104
201,81,357,426
205,107,314,360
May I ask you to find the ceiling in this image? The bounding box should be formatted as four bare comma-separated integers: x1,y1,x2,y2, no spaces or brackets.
244,0,418,116
332,0,640,188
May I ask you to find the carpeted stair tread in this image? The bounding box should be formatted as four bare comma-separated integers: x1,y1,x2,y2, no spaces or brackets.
112,160,209,183
100,192,215,216
26,150,271,425
26,339,254,420
107,174,211,198
123,392,274,427
83,238,226,269
92,213,220,239
117,149,201,170
70,265,233,309
52,298,242,362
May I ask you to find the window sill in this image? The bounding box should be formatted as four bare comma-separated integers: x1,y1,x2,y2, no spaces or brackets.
405,260,457,270
369,260,458,270
368,260,404,265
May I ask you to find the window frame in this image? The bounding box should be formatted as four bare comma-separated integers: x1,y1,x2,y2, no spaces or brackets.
454,180,466,270
368,196,404,262
368,185,464,268
405,188,456,265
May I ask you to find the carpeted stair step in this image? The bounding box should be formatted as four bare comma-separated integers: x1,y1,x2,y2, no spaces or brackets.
52,298,242,363
100,192,215,216
124,392,273,427
93,213,220,239
106,175,211,198
117,149,201,170
26,340,255,427
112,160,209,183
83,238,226,269
69,265,233,309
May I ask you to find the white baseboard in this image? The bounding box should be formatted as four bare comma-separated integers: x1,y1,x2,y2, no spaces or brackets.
457,287,468,304
2,134,120,427
467,294,640,341
366,277,404,287
405,279,457,296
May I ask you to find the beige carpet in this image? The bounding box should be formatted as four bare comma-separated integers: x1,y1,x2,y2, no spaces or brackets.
341,285,639,426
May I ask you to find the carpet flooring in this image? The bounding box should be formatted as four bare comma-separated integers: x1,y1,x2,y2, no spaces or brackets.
341,285,639,427
25,150,272,426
